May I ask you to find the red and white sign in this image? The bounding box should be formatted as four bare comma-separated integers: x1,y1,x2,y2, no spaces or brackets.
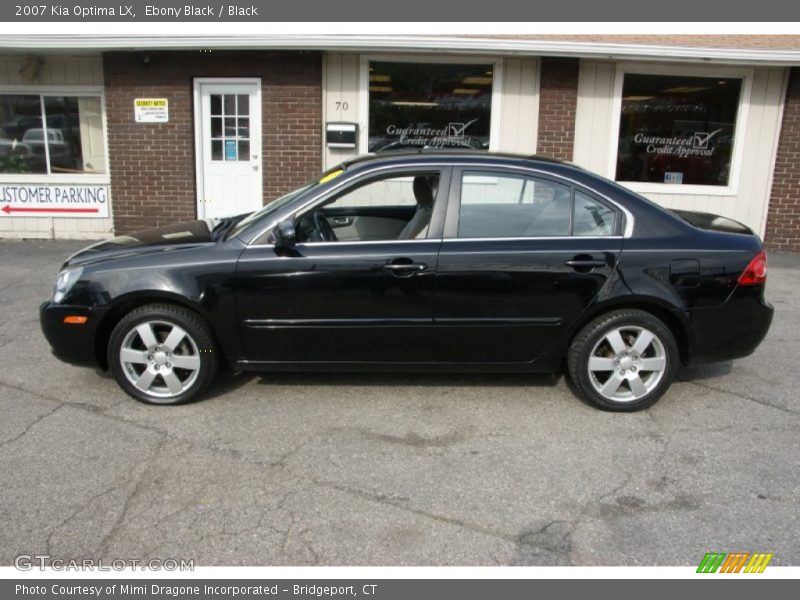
0,185,109,218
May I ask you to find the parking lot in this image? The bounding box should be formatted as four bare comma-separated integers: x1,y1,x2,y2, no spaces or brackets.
0,239,798,566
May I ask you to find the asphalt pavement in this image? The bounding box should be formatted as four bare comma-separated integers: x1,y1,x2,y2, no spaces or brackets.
0,239,797,566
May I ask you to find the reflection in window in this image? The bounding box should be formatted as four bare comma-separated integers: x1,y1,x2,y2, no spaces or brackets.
0,94,106,175
368,61,493,152
573,190,616,236
458,172,572,238
615,74,742,186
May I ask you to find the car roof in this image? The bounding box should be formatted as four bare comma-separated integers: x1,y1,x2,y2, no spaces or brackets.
340,150,572,170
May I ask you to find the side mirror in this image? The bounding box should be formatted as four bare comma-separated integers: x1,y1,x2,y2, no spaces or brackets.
274,219,296,248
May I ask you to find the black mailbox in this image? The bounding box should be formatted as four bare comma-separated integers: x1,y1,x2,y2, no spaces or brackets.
326,122,358,149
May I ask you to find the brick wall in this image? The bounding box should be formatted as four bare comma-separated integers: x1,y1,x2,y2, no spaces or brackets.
103,50,322,234
536,58,580,161
766,67,800,251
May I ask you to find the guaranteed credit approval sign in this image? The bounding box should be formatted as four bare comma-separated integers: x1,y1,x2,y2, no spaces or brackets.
0,184,110,218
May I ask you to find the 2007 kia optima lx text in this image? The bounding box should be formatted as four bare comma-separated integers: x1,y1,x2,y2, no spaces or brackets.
40,152,773,411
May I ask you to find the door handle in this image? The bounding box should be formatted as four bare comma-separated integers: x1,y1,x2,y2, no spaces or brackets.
383,261,427,276
331,216,354,227
564,255,608,272
564,259,606,268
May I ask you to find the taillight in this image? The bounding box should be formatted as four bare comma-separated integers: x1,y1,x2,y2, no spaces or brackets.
738,250,767,286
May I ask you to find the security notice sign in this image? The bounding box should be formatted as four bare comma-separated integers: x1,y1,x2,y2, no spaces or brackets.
0,185,110,218
134,98,169,123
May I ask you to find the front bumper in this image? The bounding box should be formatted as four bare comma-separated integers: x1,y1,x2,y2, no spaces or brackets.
39,301,107,366
689,286,774,363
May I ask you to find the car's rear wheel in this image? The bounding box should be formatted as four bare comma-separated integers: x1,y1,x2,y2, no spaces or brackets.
567,309,678,411
108,304,218,405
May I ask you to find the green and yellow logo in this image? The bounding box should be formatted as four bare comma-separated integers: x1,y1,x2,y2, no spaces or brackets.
697,552,773,573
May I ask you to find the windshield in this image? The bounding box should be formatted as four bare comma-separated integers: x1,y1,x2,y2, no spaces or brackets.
226,166,348,241
225,183,314,241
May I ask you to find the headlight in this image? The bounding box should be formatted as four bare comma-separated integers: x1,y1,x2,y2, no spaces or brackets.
52,267,83,304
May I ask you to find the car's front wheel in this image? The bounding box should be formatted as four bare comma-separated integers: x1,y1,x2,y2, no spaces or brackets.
567,309,678,411
108,304,218,405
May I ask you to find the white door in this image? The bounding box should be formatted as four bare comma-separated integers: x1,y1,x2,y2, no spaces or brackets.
195,79,262,219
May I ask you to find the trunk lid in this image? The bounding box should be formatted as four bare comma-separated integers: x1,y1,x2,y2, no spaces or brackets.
668,209,754,235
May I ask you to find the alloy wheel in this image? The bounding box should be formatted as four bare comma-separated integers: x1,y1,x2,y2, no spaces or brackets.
587,325,667,403
119,320,202,401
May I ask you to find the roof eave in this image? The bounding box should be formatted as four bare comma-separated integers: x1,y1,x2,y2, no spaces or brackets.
2,35,800,65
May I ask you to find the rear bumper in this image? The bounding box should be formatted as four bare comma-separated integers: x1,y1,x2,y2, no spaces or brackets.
689,287,773,363
39,301,106,366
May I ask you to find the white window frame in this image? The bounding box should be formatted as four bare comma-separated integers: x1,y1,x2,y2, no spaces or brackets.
359,54,504,154
0,84,110,185
608,62,753,197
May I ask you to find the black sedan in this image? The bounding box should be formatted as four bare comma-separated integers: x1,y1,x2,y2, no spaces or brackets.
40,152,773,411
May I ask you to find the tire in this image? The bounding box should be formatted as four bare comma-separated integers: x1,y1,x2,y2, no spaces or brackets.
107,303,219,405
566,309,678,412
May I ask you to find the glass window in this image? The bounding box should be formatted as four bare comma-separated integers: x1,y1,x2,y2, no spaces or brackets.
458,172,572,238
296,173,440,243
209,93,250,162
368,61,493,152
615,73,742,186
573,190,616,236
0,94,106,175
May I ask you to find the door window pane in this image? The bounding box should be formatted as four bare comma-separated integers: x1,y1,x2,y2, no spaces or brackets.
237,94,249,116
237,117,250,138
616,74,742,186
210,94,222,115
573,190,616,236
295,173,440,243
368,61,493,152
458,172,572,238
0,94,106,175
211,117,222,138
224,117,236,137
211,140,222,160
223,94,236,115
237,140,250,161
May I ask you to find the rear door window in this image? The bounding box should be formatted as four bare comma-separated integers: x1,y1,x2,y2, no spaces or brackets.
457,171,572,238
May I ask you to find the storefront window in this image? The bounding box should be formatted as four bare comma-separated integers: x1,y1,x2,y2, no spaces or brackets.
0,94,106,175
615,74,742,186
368,61,493,152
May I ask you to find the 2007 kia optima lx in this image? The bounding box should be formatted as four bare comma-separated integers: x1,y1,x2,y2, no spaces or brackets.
40,152,773,411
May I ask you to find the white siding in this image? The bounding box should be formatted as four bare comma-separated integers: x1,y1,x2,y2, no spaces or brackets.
496,58,539,155
573,60,788,237
322,52,363,170
0,54,113,240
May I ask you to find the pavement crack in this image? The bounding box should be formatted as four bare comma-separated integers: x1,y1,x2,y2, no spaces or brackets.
599,470,633,502
44,481,128,557
0,404,62,449
512,520,574,566
308,477,517,547
686,380,800,416
94,437,167,556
